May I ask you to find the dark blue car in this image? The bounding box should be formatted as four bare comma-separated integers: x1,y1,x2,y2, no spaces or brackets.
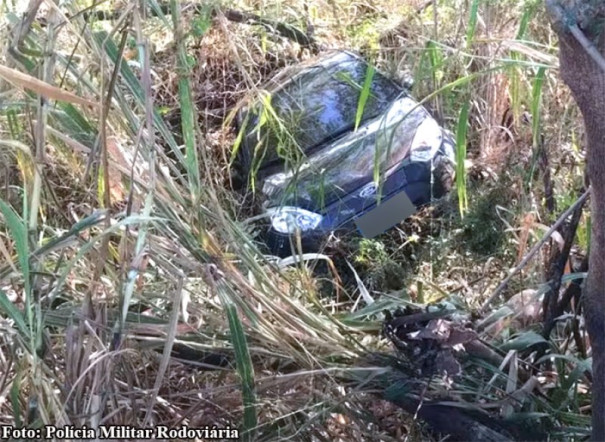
235,51,455,256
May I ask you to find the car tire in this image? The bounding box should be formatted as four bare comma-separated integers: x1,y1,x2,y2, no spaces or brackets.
264,228,324,257
432,155,455,198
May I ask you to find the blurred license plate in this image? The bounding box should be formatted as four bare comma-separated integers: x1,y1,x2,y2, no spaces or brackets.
354,191,416,238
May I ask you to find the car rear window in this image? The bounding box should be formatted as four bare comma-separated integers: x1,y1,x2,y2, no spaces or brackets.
238,52,403,173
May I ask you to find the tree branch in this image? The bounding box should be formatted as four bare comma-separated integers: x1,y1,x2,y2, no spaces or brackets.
64,3,317,49
479,187,590,315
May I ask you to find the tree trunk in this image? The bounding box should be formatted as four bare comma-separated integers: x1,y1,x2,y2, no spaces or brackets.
547,3,605,440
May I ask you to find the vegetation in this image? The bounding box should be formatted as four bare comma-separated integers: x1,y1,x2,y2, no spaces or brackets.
0,0,597,440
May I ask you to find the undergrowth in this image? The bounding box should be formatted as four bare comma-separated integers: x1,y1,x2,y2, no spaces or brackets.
0,0,594,440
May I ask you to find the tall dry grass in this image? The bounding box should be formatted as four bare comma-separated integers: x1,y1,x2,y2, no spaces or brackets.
0,0,593,440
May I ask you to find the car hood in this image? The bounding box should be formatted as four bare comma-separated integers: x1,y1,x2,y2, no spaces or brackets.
260,95,447,212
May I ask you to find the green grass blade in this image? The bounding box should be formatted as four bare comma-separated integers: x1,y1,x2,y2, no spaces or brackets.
354,64,375,131
526,67,546,188
0,290,28,338
455,101,470,217
217,282,257,441
516,1,538,40
500,330,547,351
0,200,31,300
148,0,171,28
509,2,539,122
427,40,443,86
508,54,522,122
171,0,201,200
10,372,22,427
465,0,480,48
229,112,249,166
531,67,546,151
51,103,97,146
0,199,37,353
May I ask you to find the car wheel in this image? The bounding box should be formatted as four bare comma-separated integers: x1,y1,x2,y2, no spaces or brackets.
432,155,455,198
264,228,324,257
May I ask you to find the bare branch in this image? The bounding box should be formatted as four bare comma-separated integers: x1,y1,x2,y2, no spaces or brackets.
479,187,590,314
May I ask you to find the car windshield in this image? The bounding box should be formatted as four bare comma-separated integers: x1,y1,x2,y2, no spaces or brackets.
240,52,403,171
262,97,439,211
